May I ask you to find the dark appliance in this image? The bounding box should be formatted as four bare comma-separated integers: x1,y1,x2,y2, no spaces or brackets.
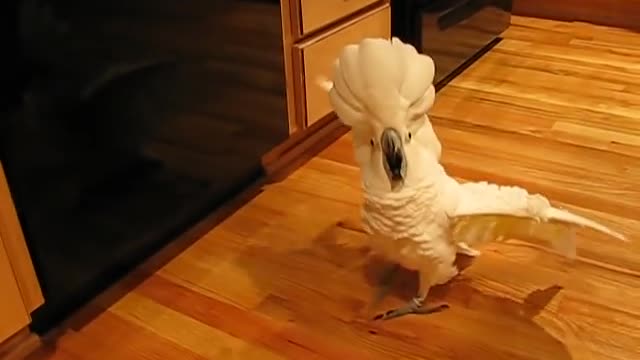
1,0,289,333
391,0,512,87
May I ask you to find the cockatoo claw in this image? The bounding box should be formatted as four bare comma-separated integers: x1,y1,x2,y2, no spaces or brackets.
373,298,449,320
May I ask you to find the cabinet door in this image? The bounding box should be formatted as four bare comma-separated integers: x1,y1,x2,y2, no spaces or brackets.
0,235,30,342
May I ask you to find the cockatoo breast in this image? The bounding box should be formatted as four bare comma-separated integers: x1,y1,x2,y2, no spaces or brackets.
361,180,457,271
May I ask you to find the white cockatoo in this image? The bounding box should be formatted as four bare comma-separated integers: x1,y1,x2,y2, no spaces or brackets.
317,37,628,320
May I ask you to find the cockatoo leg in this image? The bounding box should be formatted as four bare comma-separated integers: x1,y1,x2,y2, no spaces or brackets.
370,263,401,309
373,270,449,320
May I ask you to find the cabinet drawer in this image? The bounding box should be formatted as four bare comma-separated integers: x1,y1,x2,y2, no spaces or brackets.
0,233,30,342
299,0,380,35
299,5,390,127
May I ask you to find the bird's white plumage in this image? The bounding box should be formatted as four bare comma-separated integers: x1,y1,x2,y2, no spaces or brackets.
362,177,458,285
319,37,628,304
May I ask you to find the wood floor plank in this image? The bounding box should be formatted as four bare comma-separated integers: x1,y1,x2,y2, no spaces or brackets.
433,123,639,214
56,312,209,360
135,275,376,360
108,292,286,360
26,17,640,360
430,87,640,158
25,345,82,360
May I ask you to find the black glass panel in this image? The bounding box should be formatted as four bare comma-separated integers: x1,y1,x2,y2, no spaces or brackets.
0,0,289,333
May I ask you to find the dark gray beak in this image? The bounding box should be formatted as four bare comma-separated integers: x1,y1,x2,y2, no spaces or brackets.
380,128,406,189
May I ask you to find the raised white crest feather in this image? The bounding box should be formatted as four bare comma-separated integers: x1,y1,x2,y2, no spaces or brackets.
316,37,436,130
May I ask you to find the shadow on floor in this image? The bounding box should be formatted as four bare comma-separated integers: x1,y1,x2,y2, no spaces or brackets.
27,213,574,359
233,220,574,359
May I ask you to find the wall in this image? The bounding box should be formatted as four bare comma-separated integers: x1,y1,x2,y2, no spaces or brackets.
514,0,640,30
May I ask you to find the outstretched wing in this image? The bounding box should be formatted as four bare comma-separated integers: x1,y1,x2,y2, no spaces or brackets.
446,181,628,259
451,214,579,258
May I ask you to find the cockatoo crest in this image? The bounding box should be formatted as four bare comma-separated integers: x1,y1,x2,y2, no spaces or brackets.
318,37,442,190
318,37,436,138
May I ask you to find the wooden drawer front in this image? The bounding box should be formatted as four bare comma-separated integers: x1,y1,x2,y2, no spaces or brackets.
0,234,30,342
301,5,390,127
0,163,43,314
299,0,380,35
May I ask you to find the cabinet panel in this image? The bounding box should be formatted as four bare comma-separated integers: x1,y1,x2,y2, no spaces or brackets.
0,235,30,342
0,163,43,313
299,0,380,35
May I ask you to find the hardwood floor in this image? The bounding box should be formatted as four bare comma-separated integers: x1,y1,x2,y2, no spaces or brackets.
26,16,640,360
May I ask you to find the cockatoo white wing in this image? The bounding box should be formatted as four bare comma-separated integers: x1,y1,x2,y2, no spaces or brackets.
443,179,628,258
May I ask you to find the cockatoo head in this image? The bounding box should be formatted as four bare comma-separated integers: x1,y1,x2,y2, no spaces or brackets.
319,37,438,191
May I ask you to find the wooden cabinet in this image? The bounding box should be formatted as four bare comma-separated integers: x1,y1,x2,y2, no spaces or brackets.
284,0,390,131
298,0,380,35
264,0,390,172
0,235,30,342
0,163,43,343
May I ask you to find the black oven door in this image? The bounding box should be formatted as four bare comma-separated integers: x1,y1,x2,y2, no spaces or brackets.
392,0,512,85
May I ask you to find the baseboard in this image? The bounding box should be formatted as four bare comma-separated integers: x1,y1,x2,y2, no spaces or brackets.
0,328,41,360
513,0,640,30
262,115,348,180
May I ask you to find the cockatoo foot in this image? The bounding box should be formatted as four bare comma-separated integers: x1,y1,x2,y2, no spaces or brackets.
457,242,481,257
373,297,449,321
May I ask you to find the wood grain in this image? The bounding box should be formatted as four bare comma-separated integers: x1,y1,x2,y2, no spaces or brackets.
0,162,44,313
0,233,30,342
299,0,380,35
0,328,42,360
26,17,640,359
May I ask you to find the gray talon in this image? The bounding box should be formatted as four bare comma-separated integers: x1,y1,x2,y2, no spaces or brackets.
373,299,449,320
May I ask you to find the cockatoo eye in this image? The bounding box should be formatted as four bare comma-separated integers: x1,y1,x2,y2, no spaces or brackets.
370,139,375,147
408,132,412,140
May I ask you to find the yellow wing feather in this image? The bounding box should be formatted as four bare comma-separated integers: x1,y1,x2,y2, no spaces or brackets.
451,215,577,259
